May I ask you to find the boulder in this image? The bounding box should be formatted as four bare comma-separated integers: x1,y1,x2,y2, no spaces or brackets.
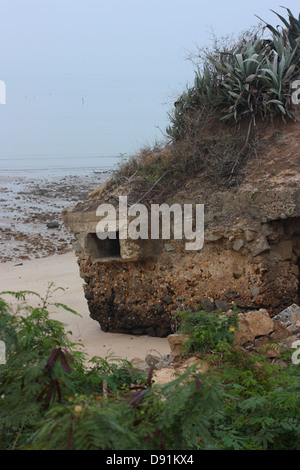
199,298,215,312
214,299,231,311
234,309,275,345
167,334,189,361
250,237,270,257
153,357,208,384
273,304,300,332
46,222,59,229
233,238,244,251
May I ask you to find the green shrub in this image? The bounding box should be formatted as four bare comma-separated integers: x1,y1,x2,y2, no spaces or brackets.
206,345,300,450
175,307,239,355
26,365,223,450
2,288,300,450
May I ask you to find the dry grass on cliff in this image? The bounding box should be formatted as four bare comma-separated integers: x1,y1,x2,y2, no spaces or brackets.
112,112,259,207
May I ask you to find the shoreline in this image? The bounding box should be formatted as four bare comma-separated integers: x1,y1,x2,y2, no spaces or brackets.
0,170,111,263
0,252,170,360
0,170,170,360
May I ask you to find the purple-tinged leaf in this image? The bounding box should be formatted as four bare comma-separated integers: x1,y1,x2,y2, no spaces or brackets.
195,376,201,390
62,348,74,363
46,348,59,369
59,350,72,374
45,384,54,407
148,364,155,387
128,390,146,407
37,385,48,403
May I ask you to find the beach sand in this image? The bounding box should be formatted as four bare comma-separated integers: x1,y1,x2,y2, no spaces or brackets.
0,170,170,361
0,252,170,361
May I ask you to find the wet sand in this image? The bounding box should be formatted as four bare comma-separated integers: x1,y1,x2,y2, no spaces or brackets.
0,172,170,360
0,171,110,263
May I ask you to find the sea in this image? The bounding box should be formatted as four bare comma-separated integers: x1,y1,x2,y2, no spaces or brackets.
0,154,122,180
0,154,122,262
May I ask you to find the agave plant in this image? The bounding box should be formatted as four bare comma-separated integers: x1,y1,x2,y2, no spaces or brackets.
166,8,300,141
257,46,297,118
208,39,268,120
258,7,300,55
194,66,221,105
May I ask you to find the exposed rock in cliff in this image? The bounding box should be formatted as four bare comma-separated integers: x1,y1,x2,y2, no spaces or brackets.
62,118,300,336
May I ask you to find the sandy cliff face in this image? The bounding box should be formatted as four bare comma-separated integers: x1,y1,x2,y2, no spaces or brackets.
63,119,300,336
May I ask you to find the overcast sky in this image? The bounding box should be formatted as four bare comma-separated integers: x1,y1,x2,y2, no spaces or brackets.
1,0,299,160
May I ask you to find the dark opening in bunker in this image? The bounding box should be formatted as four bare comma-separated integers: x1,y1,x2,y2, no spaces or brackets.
86,232,121,259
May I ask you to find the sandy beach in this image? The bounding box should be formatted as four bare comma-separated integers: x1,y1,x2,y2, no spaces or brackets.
0,251,170,361
0,170,170,361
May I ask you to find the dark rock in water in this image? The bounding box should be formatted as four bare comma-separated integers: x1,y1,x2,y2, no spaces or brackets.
46,222,59,229
37,189,48,196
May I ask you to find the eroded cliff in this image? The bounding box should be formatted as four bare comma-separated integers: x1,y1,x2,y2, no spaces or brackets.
63,118,300,336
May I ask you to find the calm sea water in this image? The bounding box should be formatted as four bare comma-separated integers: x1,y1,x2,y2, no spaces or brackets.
0,154,121,179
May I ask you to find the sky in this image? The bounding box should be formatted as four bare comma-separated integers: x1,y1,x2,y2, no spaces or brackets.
0,0,299,161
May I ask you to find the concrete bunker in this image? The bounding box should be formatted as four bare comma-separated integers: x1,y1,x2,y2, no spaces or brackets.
62,117,300,336
84,232,121,260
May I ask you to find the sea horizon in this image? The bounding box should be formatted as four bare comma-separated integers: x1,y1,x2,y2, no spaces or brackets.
0,154,121,179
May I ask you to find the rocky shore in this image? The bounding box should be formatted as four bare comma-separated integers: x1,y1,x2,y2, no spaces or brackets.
0,171,111,263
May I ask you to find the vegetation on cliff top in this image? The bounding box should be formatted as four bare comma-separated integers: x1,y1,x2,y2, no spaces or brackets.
166,6,300,140
115,7,300,193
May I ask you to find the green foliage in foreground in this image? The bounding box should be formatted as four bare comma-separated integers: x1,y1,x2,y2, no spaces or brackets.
1,286,300,450
175,307,239,355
